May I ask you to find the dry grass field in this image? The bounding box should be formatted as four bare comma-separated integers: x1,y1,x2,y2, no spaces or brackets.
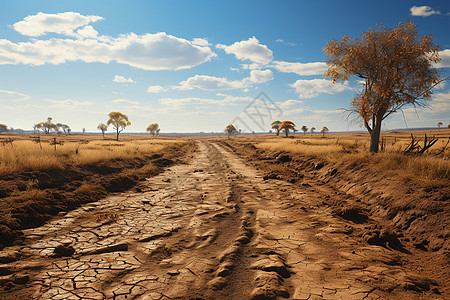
0,134,186,175
236,128,450,186
0,130,449,299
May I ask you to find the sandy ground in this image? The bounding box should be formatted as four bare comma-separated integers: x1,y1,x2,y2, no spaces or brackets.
0,140,446,299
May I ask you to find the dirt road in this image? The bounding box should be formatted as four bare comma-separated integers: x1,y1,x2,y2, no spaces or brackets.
0,140,443,299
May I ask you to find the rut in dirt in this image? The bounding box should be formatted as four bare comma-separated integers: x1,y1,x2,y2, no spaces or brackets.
0,140,442,300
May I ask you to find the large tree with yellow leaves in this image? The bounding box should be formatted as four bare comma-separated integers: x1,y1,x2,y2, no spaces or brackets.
324,21,442,153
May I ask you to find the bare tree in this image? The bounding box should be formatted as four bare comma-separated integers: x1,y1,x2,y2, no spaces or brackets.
324,21,442,153
97,123,108,137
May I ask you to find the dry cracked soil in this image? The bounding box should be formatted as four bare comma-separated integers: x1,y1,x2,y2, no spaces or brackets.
0,140,446,299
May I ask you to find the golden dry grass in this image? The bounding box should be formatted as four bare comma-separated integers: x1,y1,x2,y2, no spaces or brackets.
245,129,450,185
0,135,186,175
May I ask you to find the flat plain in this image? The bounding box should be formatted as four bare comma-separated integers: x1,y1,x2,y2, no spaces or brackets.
0,129,448,299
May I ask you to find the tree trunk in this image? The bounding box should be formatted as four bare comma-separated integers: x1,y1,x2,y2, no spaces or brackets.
285,130,288,138
276,130,279,136
369,120,382,153
116,128,119,141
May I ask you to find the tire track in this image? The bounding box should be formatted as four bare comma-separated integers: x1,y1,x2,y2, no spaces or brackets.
0,139,439,299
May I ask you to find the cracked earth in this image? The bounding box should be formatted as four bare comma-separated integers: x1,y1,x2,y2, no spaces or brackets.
0,140,443,299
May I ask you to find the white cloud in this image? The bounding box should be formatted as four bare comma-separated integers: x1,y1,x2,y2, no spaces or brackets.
47,99,93,108
175,69,274,91
410,6,440,17
275,39,296,46
113,75,135,83
2,13,216,71
147,85,167,93
76,25,98,39
13,12,103,37
112,99,139,105
272,61,328,76
247,69,273,83
0,90,31,102
159,94,253,109
277,99,304,109
192,38,210,46
216,37,273,65
241,63,261,70
437,49,450,68
177,75,246,90
290,79,350,98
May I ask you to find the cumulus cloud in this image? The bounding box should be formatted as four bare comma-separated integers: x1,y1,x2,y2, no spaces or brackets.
290,79,350,98
76,25,99,39
247,69,273,83
113,75,135,83
272,61,328,76
0,90,31,102
277,99,304,109
159,94,252,109
176,69,274,91
436,49,450,68
192,38,210,46
12,12,103,37
1,13,216,71
112,99,139,105
410,6,440,17
147,85,167,93
216,37,273,65
177,75,246,90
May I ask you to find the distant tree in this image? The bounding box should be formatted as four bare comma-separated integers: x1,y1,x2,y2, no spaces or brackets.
97,123,108,137
146,123,160,136
301,125,308,135
311,127,316,134
225,124,238,137
56,123,70,134
36,117,57,134
324,21,442,153
438,122,443,128
321,126,329,138
82,128,86,134
448,124,450,128
279,121,296,138
107,111,131,141
0,124,7,134
271,120,282,136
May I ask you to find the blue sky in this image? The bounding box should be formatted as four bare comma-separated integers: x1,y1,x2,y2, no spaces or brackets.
0,0,449,133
